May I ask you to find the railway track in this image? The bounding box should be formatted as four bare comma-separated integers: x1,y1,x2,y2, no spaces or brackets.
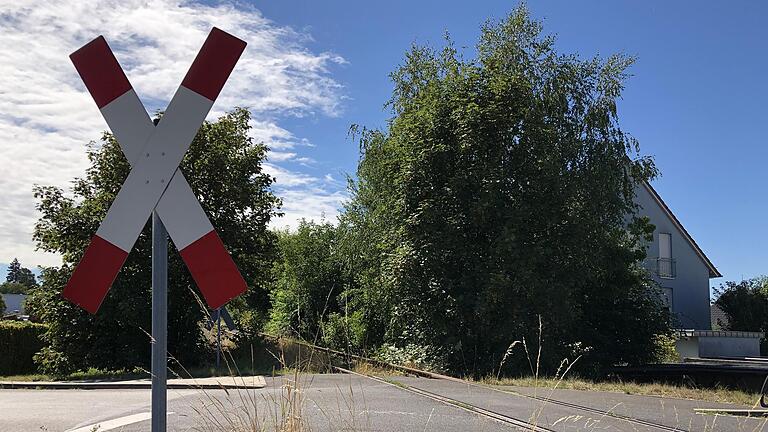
334,365,688,431
263,334,695,431
333,365,557,431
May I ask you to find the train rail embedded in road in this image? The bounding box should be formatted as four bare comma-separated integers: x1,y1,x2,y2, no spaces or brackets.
333,365,557,432
264,334,711,431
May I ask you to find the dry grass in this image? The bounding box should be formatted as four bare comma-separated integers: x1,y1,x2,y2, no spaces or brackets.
187,340,372,432
188,345,314,432
190,370,310,432
482,315,763,416
350,360,405,377
482,375,761,406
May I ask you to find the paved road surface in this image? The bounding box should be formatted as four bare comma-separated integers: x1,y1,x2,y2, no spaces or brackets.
386,375,768,431
0,373,765,431
507,383,767,431
1,374,508,432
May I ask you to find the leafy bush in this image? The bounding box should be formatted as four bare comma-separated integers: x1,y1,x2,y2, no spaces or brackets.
267,221,350,340
374,343,447,373
0,282,29,295
651,334,679,363
0,321,47,375
321,311,366,352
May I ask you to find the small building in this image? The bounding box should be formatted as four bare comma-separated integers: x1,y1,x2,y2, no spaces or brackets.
675,329,764,358
1,293,27,315
634,182,763,358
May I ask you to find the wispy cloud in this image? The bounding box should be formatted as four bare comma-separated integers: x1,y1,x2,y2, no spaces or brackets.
0,0,347,267
275,187,349,229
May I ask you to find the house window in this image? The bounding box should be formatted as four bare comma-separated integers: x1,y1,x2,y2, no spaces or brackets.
662,287,674,312
657,233,675,278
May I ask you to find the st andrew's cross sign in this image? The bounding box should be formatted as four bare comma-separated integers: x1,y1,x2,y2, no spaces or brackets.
64,28,248,313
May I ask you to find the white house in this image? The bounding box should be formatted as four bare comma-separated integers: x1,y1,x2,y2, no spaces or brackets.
634,181,763,358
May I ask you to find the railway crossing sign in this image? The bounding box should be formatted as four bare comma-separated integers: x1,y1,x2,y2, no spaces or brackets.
206,307,236,332
63,27,249,432
206,307,237,370
64,28,248,313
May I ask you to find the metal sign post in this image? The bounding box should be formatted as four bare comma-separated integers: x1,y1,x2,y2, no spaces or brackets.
62,27,250,432
206,307,236,371
216,308,221,370
151,211,168,432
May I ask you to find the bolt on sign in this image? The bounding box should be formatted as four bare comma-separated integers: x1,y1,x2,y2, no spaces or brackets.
64,28,248,313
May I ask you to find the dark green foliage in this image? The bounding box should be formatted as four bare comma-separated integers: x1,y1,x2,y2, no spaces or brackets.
0,295,5,315
337,6,670,375
321,309,366,352
0,282,29,295
0,321,47,375
25,108,280,374
4,258,37,290
714,277,768,354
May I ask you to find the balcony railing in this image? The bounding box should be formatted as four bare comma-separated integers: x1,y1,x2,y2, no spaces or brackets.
656,258,676,279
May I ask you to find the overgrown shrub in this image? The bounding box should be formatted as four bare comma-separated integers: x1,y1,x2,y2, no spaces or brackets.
267,221,350,341
651,334,679,363
0,321,47,375
374,343,447,373
0,282,29,295
321,311,366,352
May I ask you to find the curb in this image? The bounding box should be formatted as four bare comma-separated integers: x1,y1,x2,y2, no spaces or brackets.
0,376,266,390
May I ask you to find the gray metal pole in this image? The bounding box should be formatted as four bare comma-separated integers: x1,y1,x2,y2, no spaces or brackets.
216,308,221,371
151,211,167,432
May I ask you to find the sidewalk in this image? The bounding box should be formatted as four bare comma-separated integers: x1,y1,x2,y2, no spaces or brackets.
0,375,266,390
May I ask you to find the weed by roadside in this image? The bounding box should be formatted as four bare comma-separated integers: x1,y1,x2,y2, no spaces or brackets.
483,315,761,408
0,367,147,382
350,360,405,377
187,341,370,432
482,375,760,406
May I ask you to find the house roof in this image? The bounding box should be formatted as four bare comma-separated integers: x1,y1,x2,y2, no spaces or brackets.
641,181,722,278
710,304,730,330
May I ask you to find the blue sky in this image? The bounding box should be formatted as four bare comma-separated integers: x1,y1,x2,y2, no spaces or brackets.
249,0,768,289
1,1,765,291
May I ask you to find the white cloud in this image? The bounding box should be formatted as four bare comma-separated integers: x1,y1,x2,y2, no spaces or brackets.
274,188,348,229
0,0,347,267
263,163,318,188
268,152,297,162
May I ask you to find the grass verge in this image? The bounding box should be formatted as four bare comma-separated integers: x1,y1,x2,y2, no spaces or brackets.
0,367,147,382
482,375,761,406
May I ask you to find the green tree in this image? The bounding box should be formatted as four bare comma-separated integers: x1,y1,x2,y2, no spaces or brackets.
0,294,5,315
267,220,354,347
4,258,37,290
338,6,669,375
0,282,29,295
5,259,20,283
714,277,768,354
25,108,281,374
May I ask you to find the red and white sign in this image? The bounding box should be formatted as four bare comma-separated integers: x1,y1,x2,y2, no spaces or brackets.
63,28,248,313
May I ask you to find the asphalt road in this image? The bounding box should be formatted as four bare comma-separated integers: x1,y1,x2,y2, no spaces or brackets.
0,374,509,432
386,375,768,432
0,373,765,431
